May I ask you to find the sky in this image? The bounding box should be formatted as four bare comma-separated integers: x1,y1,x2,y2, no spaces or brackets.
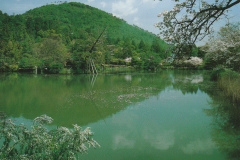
0,0,239,46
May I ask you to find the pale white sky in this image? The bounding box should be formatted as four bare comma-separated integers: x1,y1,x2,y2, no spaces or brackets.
0,0,239,46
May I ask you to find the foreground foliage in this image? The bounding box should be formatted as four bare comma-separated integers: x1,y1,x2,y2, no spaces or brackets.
0,115,100,159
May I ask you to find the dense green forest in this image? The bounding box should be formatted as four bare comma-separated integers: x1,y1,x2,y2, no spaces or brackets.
0,2,172,73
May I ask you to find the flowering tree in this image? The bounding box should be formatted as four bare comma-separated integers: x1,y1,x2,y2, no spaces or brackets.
0,115,100,159
203,23,240,70
155,0,240,58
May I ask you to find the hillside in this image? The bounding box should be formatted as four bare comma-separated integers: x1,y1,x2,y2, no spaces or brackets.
0,2,170,73
22,2,166,45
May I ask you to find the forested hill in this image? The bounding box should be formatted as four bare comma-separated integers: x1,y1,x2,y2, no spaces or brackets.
0,2,170,73
22,2,165,45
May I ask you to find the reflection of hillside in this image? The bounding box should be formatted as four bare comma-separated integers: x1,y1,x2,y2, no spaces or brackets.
0,72,172,127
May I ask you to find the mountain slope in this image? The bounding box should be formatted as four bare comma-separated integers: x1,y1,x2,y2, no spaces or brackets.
0,2,170,73
22,2,165,45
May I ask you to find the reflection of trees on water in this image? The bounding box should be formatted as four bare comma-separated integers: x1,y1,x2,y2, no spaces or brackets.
203,92,240,160
163,70,240,159
0,72,173,127
171,70,206,94
0,71,215,127
1,71,239,159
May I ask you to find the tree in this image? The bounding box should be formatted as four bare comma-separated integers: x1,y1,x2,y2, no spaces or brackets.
138,40,146,51
72,51,90,73
19,53,38,69
179,43,198,58
123,38,134,58
132,40,138,50
114,41,125,59
197,47,206,58
151,39,163,54
138,52,162,70
203,23,240,70
156,0,240,57
34,30,69,73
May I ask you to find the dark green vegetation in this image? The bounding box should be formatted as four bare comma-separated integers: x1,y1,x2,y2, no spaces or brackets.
0,2,171,73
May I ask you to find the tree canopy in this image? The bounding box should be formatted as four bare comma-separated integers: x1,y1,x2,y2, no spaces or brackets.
156,0,240,58
203,22,240,70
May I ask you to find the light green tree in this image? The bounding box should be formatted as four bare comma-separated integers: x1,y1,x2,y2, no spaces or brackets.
34,30,69,73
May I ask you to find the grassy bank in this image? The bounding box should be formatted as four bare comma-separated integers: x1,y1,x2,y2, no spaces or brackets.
217,70,240,103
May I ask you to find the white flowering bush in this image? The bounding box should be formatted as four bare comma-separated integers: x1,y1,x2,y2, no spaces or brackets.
204,23,240,70
0,115,100,159
156,0,240,57
184,57,203,66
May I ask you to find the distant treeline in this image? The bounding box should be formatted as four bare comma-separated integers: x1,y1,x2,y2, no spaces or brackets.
0,2,173,73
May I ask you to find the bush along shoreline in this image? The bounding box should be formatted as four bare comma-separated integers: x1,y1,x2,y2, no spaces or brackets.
218,70,240,103
210,69,240,103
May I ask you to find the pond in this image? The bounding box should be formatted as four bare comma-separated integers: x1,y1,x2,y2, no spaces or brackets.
0,70,239,159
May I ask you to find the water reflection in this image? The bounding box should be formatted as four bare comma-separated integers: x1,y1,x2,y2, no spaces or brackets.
171,71,240,158
0,71,238,159
144,129,175,151
112,133,135,150
81,86,224,160
171,70,204,95
181,138,216,155
203,91,240,160
124,75,132,81
0,72,172,127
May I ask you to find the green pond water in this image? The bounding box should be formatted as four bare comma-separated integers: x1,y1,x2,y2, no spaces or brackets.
1,70,240,159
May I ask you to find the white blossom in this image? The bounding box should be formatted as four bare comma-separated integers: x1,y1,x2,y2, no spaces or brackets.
156,0,240,57
0,115,100,159
204,23,240,70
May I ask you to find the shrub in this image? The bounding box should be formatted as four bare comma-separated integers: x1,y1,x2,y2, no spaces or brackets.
218,70,240,103
48,62,64,74
209,66,225,81
110,58,125,65
19,54,38,69
8,64,19,72
0,115,100,159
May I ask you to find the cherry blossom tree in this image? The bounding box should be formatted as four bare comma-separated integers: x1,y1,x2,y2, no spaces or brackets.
203,23,240,70
155,0,240,58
